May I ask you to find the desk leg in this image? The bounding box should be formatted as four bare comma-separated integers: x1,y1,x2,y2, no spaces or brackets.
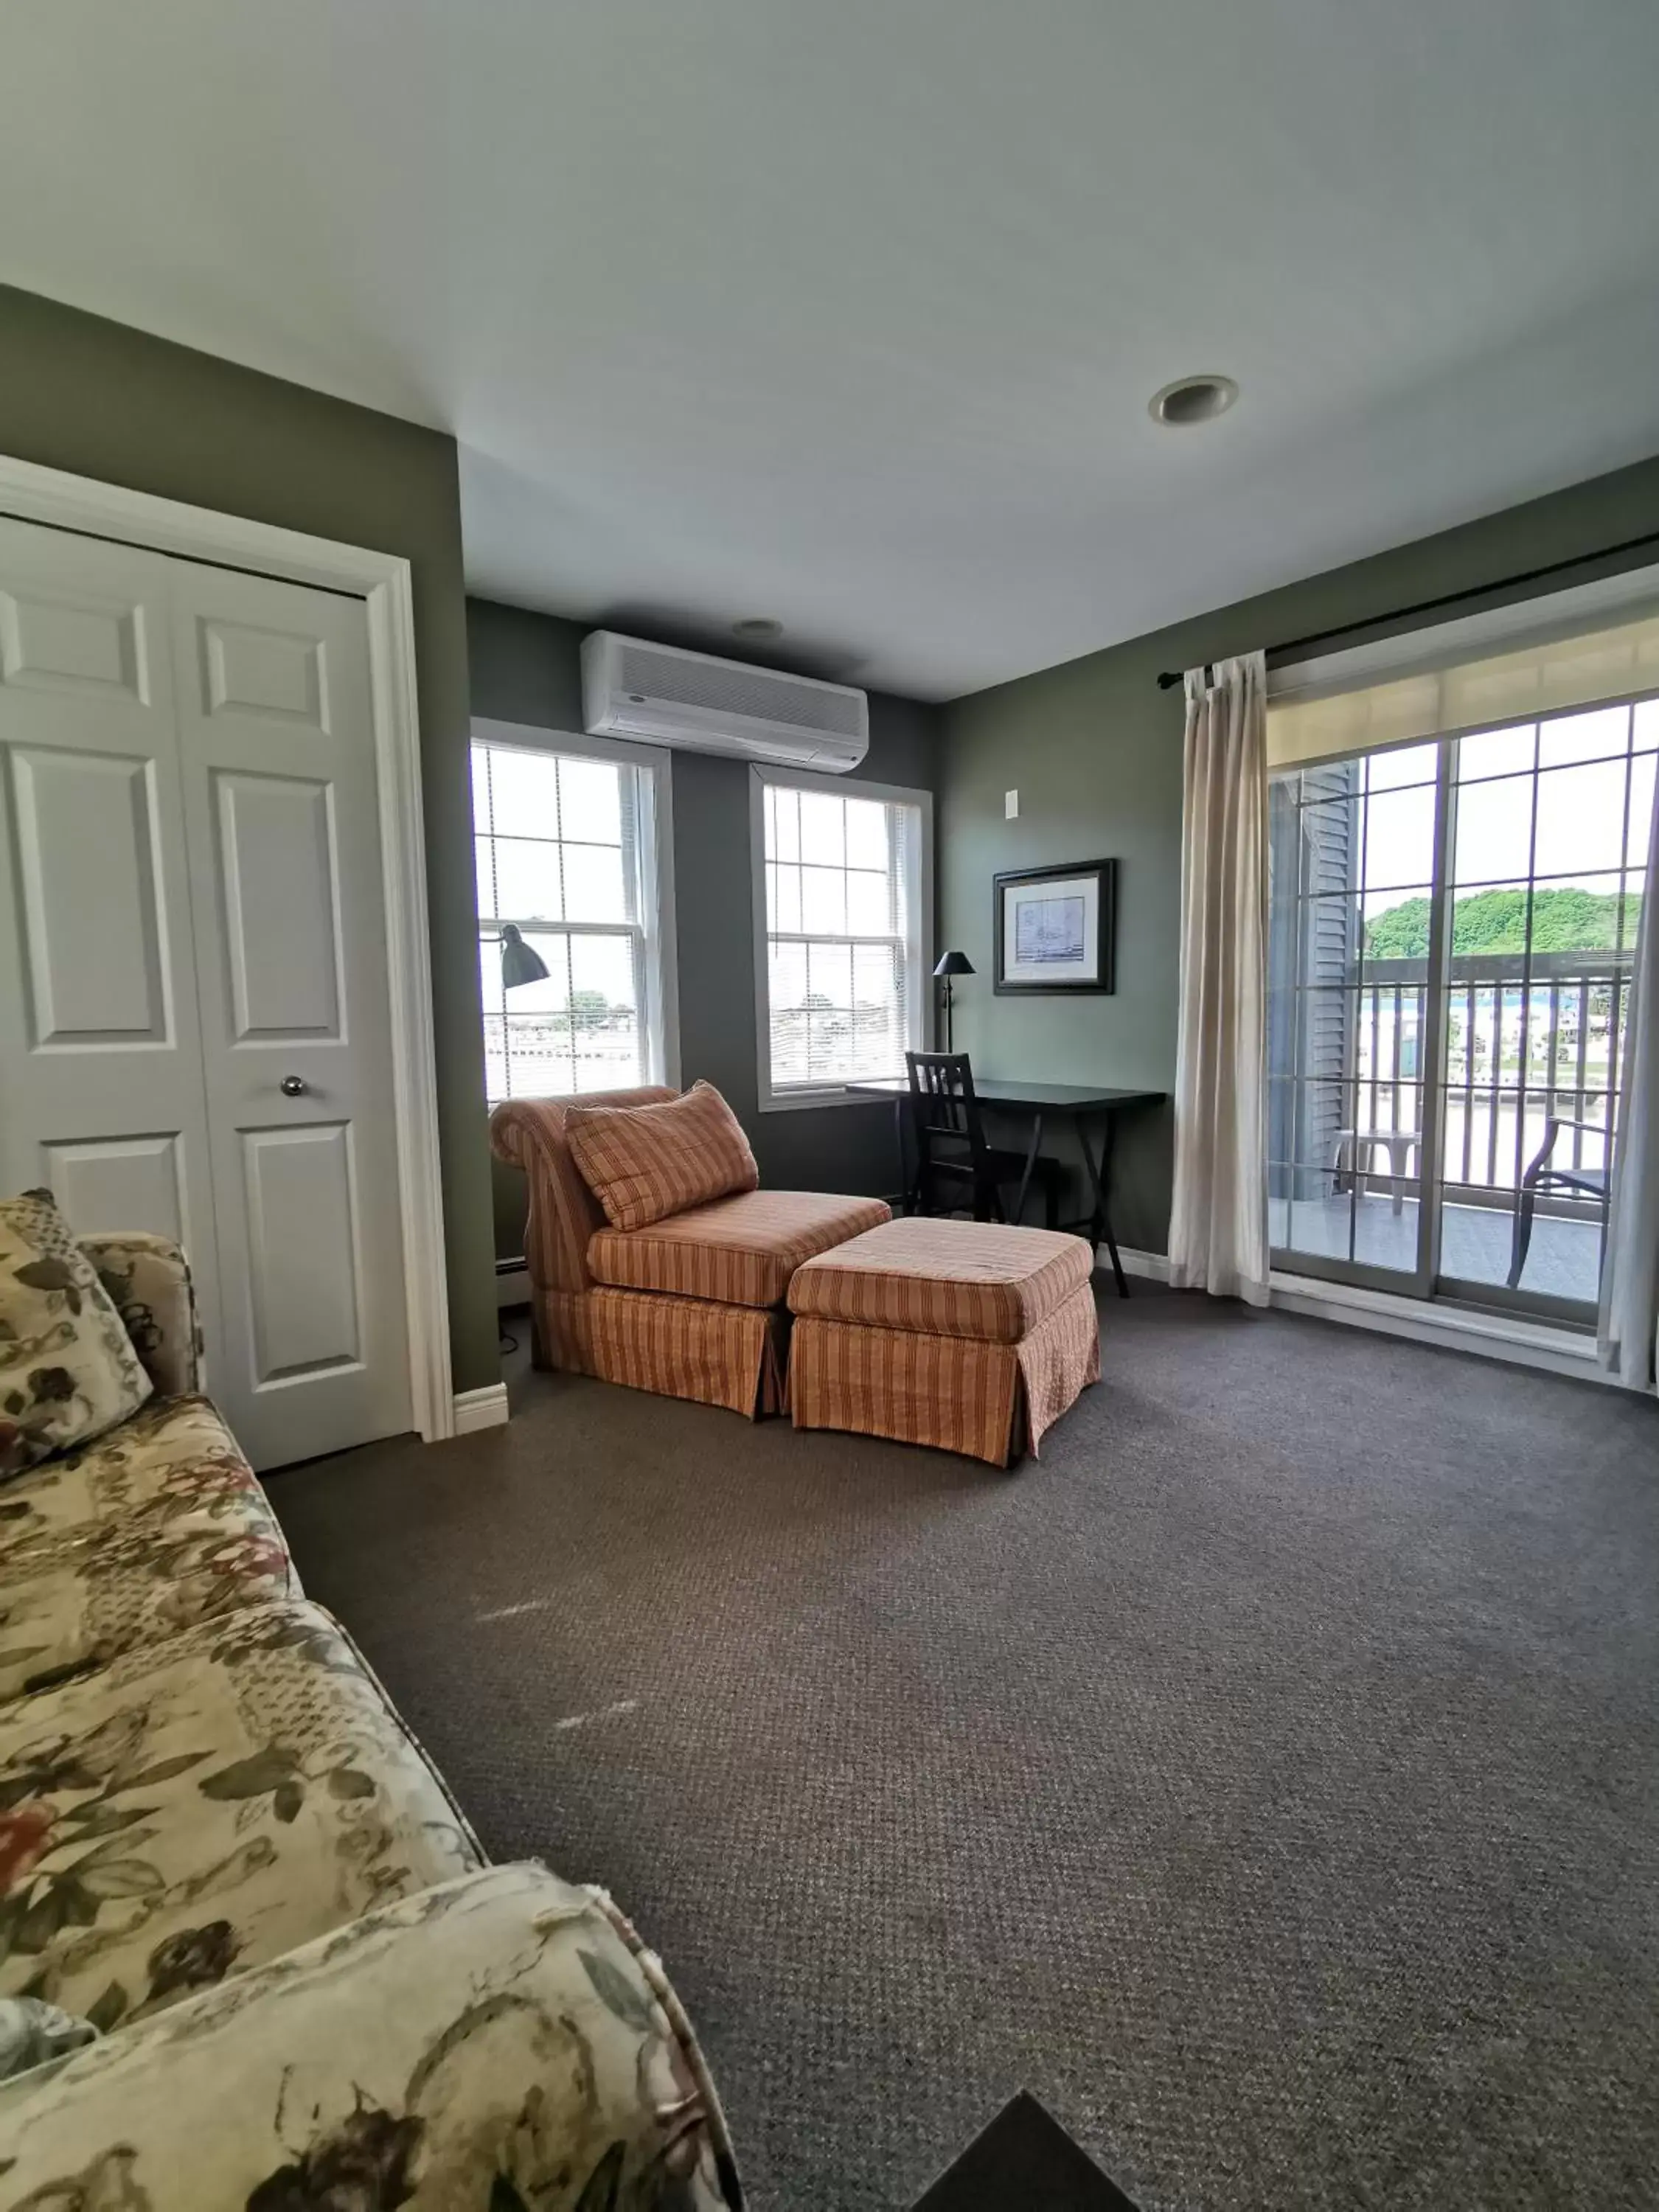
1079,1112,1128,1297
1012,1113,1044,1227
894,1098,917,1215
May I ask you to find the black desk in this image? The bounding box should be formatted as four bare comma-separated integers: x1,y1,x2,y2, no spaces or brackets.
845,1078,1164,1296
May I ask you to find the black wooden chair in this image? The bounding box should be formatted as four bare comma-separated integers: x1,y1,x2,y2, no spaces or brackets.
1507,1114,1610,1288
903,1051,1065,1228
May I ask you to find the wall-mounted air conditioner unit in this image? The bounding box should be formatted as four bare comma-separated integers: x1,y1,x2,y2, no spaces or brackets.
582,630,869,773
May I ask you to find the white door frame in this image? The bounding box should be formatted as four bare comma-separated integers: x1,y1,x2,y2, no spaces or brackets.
0,451,457,1444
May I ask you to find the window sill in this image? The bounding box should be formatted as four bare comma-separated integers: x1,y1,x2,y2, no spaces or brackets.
758,1085,897,1115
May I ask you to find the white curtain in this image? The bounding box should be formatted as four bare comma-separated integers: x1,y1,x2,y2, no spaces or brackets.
1599,764,1659,1388
1169,653,1270,1304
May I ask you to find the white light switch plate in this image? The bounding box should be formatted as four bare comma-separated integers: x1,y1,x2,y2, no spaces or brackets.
1005,788,1018,818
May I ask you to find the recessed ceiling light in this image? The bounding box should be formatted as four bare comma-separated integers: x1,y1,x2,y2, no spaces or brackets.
733,617,784,640
1149,375,1239,428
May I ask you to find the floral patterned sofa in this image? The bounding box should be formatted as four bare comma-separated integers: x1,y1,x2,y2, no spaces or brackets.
0,1232,742,2209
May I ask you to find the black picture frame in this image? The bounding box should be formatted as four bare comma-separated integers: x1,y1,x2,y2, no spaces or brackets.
992,858,1116,995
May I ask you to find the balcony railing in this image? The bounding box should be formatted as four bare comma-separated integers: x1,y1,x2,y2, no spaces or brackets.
1343,950,1630,1197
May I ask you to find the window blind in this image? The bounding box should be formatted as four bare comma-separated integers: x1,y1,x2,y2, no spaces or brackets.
761,780,922,1092
473,738,659,1104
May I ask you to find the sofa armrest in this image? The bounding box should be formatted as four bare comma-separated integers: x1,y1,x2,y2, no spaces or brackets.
80,1232,204,1397
0,1863,743,2210
491,1088,677,1295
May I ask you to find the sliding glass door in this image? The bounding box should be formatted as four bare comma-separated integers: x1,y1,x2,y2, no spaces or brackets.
1435,702,1652,1312
1268,740,1446,1294
1267,696,1654,1321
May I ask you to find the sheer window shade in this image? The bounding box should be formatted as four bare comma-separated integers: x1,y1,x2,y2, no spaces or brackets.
1267,566,1659,771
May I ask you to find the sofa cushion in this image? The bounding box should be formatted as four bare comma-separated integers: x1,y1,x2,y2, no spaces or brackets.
565,1081,759,1233
83,1234,203,1399
0,1192,152,1479
0,1599,482,2032
490,1087,678,1296
0,1517,294,1705
0,1395,295,1699
0,1394,276,1564
787,1216,1094,1343
0,1425,297,1706
588,1189,891,1309
0,1865,742,2211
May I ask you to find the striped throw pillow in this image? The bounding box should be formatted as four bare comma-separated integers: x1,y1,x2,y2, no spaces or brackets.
565,1082,759,1234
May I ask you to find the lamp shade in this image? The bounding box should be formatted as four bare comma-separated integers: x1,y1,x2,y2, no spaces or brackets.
934,949,975,978
500,923,549,990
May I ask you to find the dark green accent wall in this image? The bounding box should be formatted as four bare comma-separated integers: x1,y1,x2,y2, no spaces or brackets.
0,284,499,1394
939,453,1659,1256
467,598,942,1260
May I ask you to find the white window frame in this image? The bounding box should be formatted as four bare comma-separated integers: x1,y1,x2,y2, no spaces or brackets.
473,717,680,1102
748,763,933,1112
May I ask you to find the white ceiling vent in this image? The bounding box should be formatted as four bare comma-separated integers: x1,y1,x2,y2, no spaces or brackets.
582,631,868,773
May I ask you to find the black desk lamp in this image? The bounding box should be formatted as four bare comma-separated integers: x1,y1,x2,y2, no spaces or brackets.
500,923,549,989
934,950,974,1051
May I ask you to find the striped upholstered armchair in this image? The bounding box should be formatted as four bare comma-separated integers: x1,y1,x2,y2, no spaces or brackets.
490,1085,888,1419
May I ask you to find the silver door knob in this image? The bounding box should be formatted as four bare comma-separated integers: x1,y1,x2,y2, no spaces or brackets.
279,1075,308,1097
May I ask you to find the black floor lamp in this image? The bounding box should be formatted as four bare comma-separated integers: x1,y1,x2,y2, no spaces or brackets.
500,923,549,989
934,949,974,1052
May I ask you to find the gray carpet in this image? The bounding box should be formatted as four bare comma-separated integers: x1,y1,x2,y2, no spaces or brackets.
268,1288,1659,2212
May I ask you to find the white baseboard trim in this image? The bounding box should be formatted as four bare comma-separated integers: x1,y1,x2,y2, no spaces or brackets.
1266,1270,1634,1388
1106,1245,1171,1282
495,1265,530,1308
452,1382,511,1434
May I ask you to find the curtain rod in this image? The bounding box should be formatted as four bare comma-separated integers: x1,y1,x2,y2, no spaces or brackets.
1153,526,1659,690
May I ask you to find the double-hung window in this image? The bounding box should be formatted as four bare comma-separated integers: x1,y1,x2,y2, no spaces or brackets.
473,722,677,1105
751,765,932,1107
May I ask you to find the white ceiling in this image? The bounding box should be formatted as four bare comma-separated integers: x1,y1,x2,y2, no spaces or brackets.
6,1,1659,700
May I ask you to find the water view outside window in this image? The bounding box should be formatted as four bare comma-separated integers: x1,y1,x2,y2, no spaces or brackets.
1268,698,1654,1310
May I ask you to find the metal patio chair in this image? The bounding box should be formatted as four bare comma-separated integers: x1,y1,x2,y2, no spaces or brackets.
1507,1115,1610,1289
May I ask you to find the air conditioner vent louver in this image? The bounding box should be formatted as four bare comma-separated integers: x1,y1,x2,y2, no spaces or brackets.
582,631,869,773
615,641,865,739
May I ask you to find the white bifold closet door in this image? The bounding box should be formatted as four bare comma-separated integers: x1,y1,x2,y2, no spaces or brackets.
0,514,412,1470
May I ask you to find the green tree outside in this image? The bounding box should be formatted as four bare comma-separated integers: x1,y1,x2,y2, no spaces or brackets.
1365,886,1640,960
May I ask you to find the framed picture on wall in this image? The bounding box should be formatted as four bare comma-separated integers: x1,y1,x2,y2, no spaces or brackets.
993,859,1116,994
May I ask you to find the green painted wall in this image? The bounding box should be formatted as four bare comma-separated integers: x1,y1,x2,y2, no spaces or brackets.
467,598,942,1259
939,452,1659,1255
0,284,499,1394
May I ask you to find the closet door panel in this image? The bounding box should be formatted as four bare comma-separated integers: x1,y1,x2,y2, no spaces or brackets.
10,748,172,1045
42,1134,188,1245
0,516,223,1359
170,562,412,1470
240,1120,364,1382
214,770,344,1041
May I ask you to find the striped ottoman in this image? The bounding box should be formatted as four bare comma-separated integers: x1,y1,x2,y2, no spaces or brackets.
785,1217,1099,1467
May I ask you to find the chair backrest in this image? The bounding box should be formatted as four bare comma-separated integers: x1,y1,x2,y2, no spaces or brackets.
904,1051,992,1178
490,1087,678,1293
